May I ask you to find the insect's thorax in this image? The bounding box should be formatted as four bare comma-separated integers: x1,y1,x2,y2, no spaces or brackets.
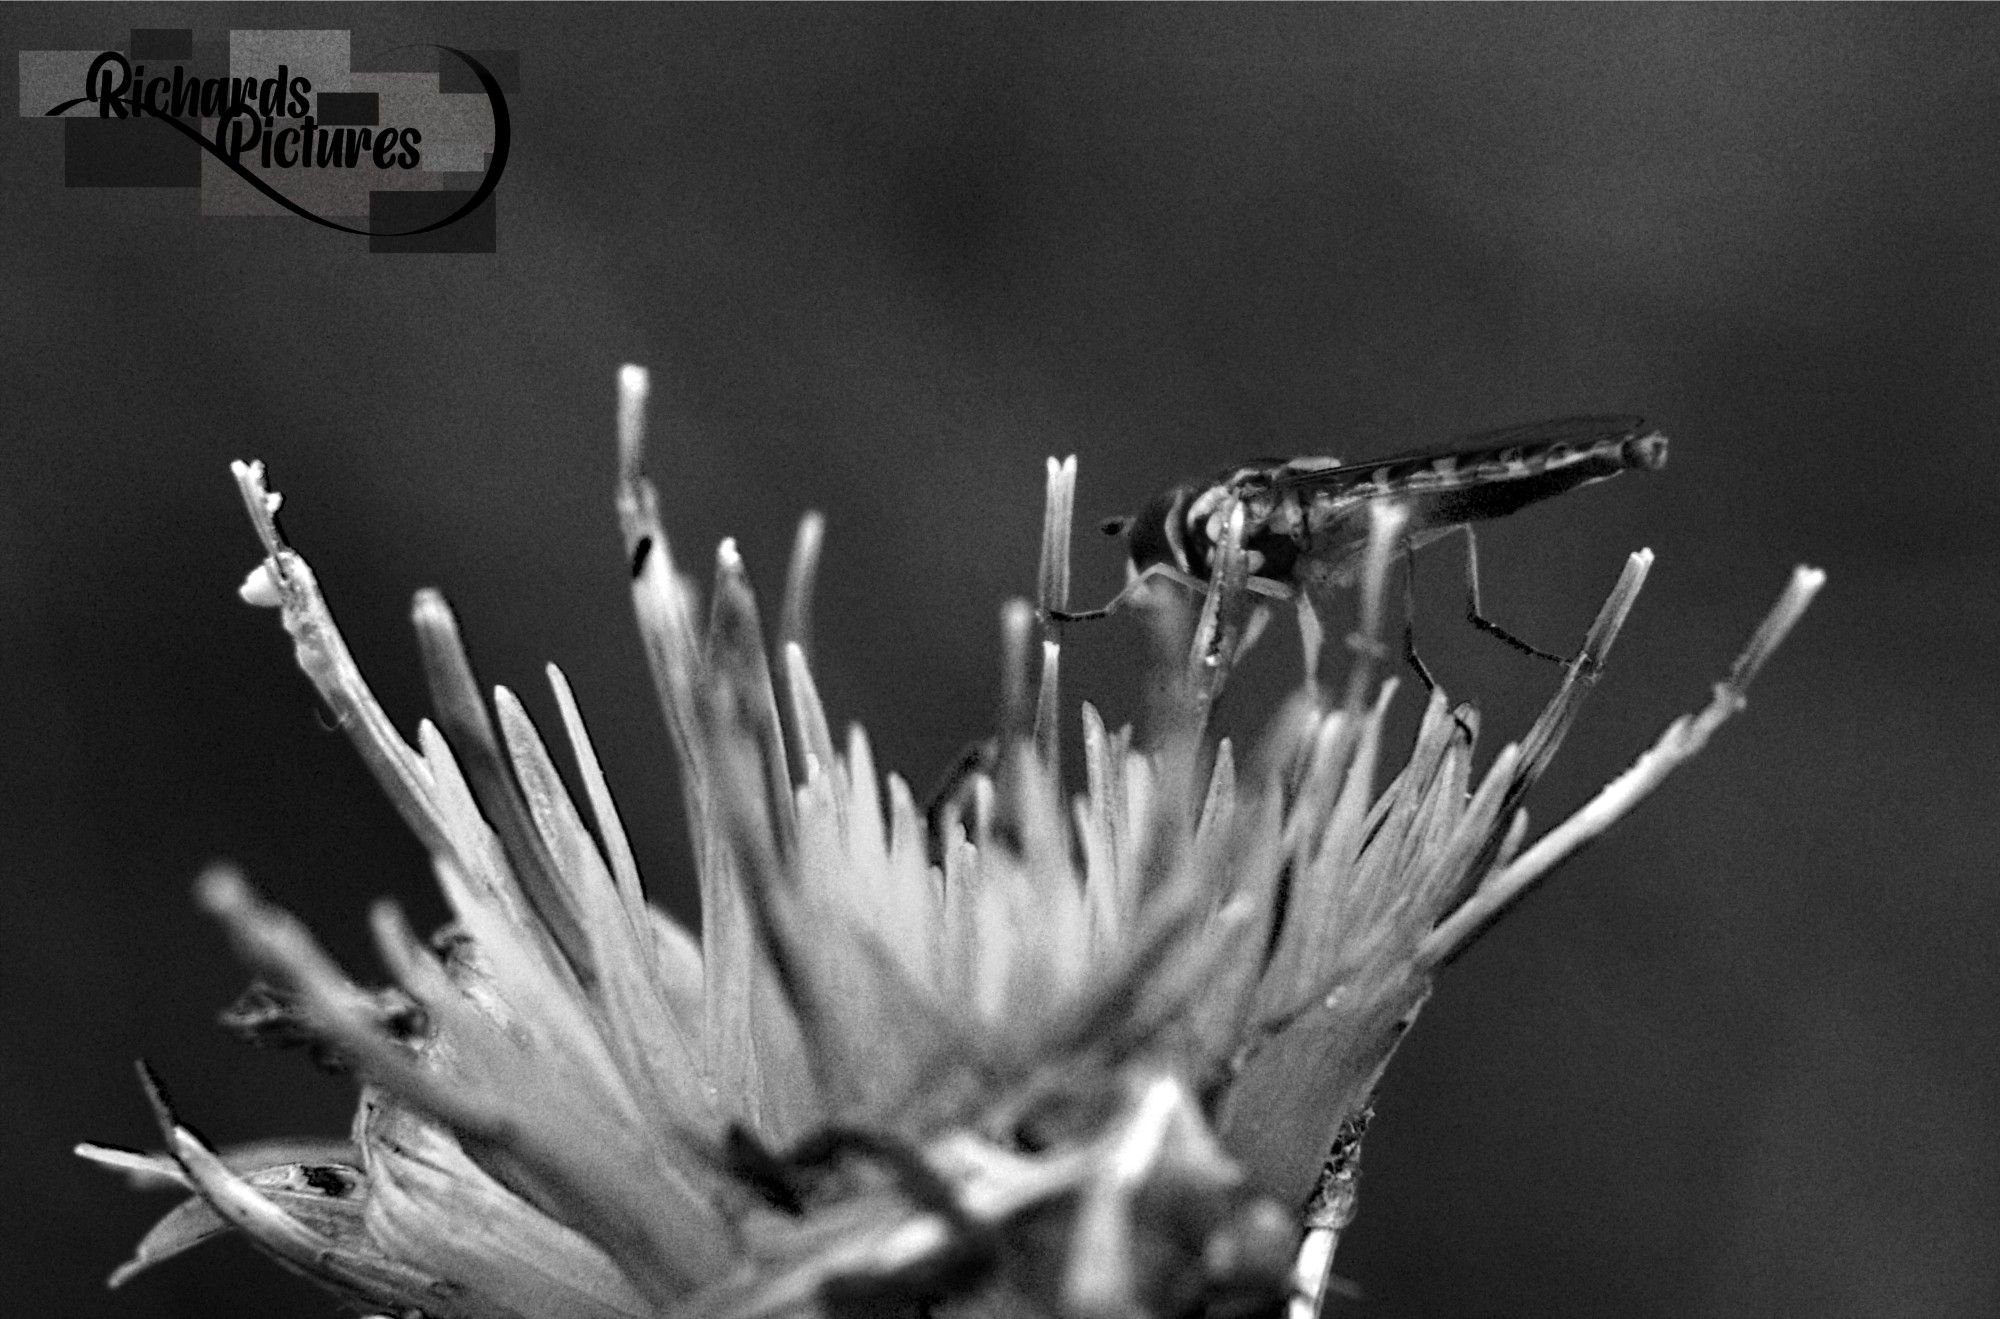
1126,466,1313,586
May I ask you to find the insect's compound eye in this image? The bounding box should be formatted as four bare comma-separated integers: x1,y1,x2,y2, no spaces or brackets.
1124,486,1190,574
1099,515,1134,538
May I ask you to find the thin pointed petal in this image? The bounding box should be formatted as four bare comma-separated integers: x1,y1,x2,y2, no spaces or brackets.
414,591,594,988
1339,500,1407,717
1424,566,1825,964
495,685,711,1125
545,664,680,971
782,642,837,793
229,462,451,858
777,511,825,667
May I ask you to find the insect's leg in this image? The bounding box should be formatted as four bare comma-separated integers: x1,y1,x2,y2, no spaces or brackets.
1044,562,1208,622
1043,600,1118,623
1400,547,1479,740
1454,524,1567,666
1401,539,1441,694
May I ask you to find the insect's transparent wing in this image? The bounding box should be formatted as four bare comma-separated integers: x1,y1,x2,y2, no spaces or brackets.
1267,414,1648,493
1421,412,1648,454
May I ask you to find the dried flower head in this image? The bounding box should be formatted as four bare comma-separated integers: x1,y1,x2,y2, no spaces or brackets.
80,368,1821,1319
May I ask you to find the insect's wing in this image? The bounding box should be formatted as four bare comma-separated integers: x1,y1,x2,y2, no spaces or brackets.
1267,414,1648,492
1415,412,1648,456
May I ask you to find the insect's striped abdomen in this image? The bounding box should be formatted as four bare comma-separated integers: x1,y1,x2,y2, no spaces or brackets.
1355,428,1661,493
1360,428,1667,530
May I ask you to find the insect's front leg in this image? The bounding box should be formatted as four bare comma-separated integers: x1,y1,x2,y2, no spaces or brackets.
1043,561,1195,622
1047,560,1298,624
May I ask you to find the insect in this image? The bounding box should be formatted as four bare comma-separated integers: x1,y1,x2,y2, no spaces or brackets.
1051,415,1669,684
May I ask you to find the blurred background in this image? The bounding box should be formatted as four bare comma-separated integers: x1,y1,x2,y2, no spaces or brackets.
5,5,1997,1316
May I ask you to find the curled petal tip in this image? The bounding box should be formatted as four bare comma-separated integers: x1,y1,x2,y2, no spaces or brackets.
238,565,283,608
194,863,251,916
228,460,279,518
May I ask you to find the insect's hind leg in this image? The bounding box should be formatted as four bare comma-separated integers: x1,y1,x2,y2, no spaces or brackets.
1400,540,1442,694
1401,544,1478,741
1453,524,1568,667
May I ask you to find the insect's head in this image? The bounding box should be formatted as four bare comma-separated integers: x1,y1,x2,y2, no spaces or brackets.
1113,483,1196,577
1099,475,1292,587
1624,429,1670,472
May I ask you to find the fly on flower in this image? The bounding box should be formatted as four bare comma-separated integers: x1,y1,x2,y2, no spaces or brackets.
1052,415,1669,681
80,369,1822,1319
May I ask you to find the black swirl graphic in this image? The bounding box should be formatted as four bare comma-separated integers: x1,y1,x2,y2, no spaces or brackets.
44,46,508,240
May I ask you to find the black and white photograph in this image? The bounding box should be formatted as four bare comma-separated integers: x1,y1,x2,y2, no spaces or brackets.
6,6,1996,1317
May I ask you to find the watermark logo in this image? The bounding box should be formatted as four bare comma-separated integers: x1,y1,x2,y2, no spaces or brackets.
20,28,513,253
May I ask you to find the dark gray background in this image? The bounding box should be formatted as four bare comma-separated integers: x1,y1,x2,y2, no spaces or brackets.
6,5,1997,1316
